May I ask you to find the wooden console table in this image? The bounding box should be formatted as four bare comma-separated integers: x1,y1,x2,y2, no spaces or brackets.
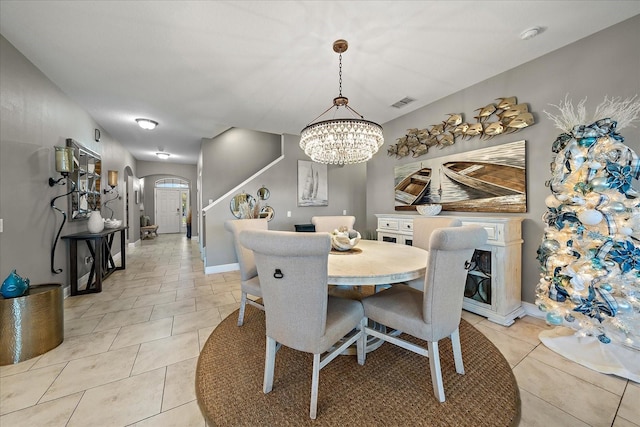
62,226,127,295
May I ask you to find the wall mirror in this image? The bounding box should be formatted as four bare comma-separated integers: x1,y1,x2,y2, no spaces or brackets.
230,192,256,219
257,185,270,200
67,138,101,220
259,205,275,221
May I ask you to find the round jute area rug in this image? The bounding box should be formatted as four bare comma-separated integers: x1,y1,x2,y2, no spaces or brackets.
196,306,520,426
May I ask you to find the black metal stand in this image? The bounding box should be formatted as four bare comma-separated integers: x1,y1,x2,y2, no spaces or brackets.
62,227,127,295
50,180,75,274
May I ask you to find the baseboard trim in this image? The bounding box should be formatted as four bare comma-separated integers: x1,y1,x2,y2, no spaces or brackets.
522,301,544,319
205,262,239,275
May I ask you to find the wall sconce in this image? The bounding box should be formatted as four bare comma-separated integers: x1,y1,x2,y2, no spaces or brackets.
49,146,74,186
103,170,119,219
49,146,76,274
103,170,118,193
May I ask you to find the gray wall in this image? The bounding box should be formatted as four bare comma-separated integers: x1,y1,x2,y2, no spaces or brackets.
201,128,283,203
0,35,138,289
366,15,640,304
203,133,367,269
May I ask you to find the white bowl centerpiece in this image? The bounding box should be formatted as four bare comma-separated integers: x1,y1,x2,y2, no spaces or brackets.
104,218,123,229
330,227,361,251
416,204,442,216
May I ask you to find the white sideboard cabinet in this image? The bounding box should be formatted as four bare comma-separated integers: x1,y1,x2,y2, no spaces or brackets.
375,214,525,326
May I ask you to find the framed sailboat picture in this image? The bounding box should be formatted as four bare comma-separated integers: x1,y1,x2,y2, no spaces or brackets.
394,140,527,213
297,160,328,206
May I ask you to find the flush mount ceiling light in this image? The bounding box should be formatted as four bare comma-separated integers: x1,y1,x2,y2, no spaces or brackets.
136,118,159,130
299,39,384,165
520,27,541,40
156,152,170,160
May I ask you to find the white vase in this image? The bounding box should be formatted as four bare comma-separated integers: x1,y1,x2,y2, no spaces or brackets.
87,210,104,233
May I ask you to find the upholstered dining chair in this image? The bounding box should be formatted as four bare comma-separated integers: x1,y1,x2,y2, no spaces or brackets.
361,225,488,403
311,215,356,233
404,217,462,290
238,229,366,419
224,218,268,326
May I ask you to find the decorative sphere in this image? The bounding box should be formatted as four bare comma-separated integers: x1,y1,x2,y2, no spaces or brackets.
607,202,626,214
578,209,603,225
591,177,609,192
546,312,564,326
600,283,612,292
541,239,560,251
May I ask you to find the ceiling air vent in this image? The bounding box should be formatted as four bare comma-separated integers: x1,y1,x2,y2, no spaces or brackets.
391,97,416,109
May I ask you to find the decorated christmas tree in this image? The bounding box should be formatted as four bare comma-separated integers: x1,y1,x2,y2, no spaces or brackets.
536,96,640,351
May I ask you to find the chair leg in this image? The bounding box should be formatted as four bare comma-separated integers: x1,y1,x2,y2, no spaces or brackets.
263,336,276,394
427,340,445,402
237,292,247,326
451,327,465,375
310,353,320,419
357,317,366,365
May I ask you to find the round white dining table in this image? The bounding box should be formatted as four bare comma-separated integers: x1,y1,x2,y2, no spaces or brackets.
327,239,427,286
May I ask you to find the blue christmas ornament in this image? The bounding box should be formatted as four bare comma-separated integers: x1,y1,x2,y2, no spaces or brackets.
600,283,612,292
597,334,611,344
546,312,564,326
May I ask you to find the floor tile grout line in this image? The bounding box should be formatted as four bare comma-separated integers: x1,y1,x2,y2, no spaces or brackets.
524,344,629,396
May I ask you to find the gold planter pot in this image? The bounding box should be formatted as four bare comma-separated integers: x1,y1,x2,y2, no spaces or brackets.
0,283,64,365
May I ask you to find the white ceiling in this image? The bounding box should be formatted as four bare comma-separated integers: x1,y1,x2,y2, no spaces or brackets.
1,1,639,164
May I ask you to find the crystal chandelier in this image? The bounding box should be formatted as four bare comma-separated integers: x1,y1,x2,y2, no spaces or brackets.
300,40,384,165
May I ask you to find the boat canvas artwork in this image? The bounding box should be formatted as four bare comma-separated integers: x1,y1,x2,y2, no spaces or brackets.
394,140,527,213
298,160,328,206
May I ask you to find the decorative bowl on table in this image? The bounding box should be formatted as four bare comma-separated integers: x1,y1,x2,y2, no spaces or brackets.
104,219,122,229
331,229,361,251
416,204,442,216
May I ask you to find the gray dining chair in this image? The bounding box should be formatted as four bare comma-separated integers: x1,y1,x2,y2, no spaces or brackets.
404,217,462,290
239,229,366,419
311,215,360,297
311,215,356,233
224,218,268,326
361,225,488,403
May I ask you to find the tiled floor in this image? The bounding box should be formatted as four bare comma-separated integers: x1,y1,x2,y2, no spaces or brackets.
1,234,638,426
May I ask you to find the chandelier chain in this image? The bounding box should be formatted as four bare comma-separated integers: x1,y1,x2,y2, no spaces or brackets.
338,53,343,97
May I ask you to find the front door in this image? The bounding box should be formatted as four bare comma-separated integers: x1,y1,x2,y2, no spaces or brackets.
155,188,181,233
